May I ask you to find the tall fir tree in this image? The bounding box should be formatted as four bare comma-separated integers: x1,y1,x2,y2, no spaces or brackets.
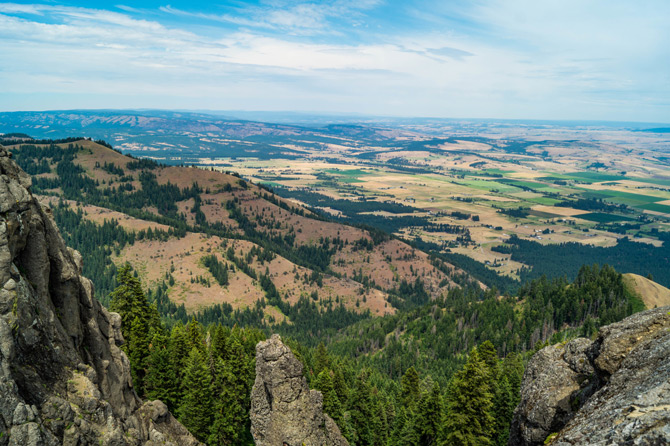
492,375,515,446
400,366,421,408
315,370,344,426
443,348,495,446
209,357,249,446
109,264,161,397
416,382,444,446
178,347,213,441
144,332,178,411
313,342,331,377
348,371,373,446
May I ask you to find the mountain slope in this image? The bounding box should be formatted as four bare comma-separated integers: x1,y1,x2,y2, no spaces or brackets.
0,145,199,445
6,138,474,325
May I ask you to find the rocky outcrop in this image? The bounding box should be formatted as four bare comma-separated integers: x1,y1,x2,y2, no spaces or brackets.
250,334,349,446
0,145,200,445
510,306,670,446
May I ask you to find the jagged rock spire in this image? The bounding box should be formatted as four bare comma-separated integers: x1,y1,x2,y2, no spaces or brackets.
250,334,349,446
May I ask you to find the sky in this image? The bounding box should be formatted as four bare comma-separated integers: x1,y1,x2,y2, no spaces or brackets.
0,1,668,122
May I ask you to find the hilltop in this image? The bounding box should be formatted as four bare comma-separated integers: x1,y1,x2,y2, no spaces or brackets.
622,273,670,309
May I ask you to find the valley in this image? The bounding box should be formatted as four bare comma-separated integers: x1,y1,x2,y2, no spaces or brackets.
1,113,669,446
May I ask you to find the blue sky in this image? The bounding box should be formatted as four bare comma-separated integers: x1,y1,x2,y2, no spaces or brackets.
0,1,668,122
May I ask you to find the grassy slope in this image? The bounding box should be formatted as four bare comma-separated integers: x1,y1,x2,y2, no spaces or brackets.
623,273,670,309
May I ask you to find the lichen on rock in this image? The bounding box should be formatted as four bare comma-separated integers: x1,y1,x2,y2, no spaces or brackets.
509,306,670,446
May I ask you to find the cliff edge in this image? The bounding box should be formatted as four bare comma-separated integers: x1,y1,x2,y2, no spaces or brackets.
250,334,349,446
510,306,670,446
0,145,199,445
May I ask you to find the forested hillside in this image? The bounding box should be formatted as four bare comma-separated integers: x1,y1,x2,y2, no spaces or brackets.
108,261,643,445
3,137,656,446
7,138,475,330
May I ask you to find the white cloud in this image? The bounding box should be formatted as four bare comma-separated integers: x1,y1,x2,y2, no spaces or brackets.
0,1,667,121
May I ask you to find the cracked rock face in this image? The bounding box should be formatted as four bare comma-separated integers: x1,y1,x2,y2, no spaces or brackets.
0,145,200,446
250,334,349,446
509,306,670,446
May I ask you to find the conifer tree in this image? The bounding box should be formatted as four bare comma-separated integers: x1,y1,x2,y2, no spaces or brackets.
209,357,248,445
370,389,388,446
109,264,161,397
333,367,349,405
478,341,499,377
186,318,205,351
443,349,495,446
388,405,407,446
348,371,373,446
178,348,213,441
210,324,229,360
127,315,149,394
169,323,189,370
315,370,343,426
145,332,178,410
400,366,421,408
399,407,419,446
313,342,330,377
416,382,444,446
492,375,515,446
501,352,524,398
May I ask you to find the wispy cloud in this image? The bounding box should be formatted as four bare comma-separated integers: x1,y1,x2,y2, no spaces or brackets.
160,0,382,35
0,1,667,121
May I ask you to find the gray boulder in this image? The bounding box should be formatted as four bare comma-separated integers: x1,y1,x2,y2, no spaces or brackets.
0,145,200,445
250,334,349,446
510,306,670,446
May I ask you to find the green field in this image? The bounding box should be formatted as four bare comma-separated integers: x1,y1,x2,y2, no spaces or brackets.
455,179,520,193
565,172,628,183
498,179,552,190
581,190,666,205
526,196,562,205
578,212,636,223
627,177,670,187
323,168,374,177
640,202,670,214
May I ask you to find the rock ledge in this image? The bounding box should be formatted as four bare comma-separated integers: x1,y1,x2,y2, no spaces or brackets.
509,306,670,446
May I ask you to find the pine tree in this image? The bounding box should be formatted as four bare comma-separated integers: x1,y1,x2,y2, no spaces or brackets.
501,352,524,399
109,264,160,397
492,375,515,446
333,366,349,405
416,382,444,446
178,348,213,441
348,371,373,446
400,366,421,408
208,357,248,445
443,348,495,446
185,318,204,351
399,407,419,446
210,324,229,360
478,341,499,377
315,370,343,426
313,342,330,377
127,315,149,394
370,389,388,446
169,323,190,399
144,332,178,410
388,405,407,446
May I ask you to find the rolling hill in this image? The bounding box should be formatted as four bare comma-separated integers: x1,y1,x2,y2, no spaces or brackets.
5,138,474,330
